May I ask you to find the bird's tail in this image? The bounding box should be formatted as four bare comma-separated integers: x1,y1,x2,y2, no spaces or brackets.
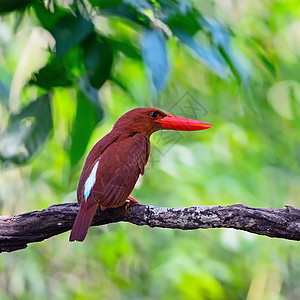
69,199,98,242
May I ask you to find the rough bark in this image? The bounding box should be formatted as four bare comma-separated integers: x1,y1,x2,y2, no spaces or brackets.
0,203,299,253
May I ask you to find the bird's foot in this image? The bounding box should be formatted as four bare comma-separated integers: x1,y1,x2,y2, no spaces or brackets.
125,196,140,210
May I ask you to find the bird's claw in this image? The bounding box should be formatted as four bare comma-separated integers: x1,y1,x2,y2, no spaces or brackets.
125,196,140,210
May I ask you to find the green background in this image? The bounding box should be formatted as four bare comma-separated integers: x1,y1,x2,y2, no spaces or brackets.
0,0,299,299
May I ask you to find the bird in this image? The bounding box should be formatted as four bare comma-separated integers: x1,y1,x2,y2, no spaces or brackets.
69,107,212,242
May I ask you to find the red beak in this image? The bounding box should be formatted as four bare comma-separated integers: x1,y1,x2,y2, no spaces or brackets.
155,115,212,131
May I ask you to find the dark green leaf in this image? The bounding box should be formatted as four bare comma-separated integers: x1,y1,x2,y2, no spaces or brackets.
0,94,53,164
90,0,152,11
99,3,149,26
108,39,141,60
166,8,201,35
141,29,169,92
88,0,122,8
0,0,30,14
52,15,94,57
30,55,72,90
84,36,114,89
69,83,103,166
32,1,69,31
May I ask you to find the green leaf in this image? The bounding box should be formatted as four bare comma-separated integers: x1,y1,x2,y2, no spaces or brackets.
69,84,103,166
88,0,122,8
30,55,72,90
84,36,114,89
166,7,201,35
0,0,30,14
199,18,249,83
167,8,249,83
174,29,229,79
141,29,169,92
98,3,148,25
0,94,53,165
32,1,68,31
52,15,94,57
108,39,141,60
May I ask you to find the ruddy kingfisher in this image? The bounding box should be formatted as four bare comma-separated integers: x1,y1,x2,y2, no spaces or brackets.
69,107,212,242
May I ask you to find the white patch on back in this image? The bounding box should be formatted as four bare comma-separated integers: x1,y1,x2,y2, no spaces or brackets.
84,155,101,202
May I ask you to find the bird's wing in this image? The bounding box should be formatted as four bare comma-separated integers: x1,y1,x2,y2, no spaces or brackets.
92,133,149,208
77,132,118,204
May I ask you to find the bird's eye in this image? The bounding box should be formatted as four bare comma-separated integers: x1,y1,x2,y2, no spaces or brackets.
150,111,158,119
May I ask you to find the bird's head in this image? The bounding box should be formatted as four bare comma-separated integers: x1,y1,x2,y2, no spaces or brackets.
113,107,212,137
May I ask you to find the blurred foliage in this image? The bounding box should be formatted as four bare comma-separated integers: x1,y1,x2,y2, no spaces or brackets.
0,0,300,299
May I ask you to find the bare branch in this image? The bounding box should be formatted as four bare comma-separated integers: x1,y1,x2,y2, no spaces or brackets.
0,203,299,253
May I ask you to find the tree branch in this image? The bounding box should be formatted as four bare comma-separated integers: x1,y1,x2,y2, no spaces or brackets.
0,203,299,253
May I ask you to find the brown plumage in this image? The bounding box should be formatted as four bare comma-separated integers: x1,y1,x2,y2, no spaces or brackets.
69,107,212,242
